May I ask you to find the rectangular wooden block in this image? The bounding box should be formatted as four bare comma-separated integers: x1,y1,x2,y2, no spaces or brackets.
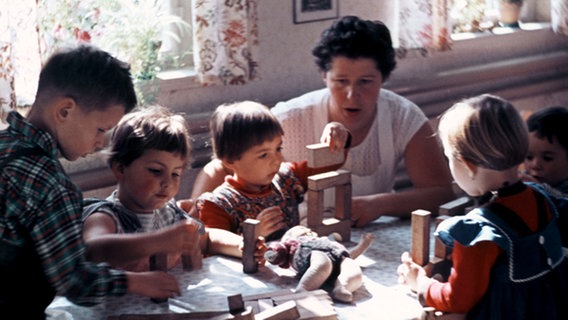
334,182,351,221
439,196,474,216
242,219,260,274
313,219,351,242
306,143,345,168
411,209,431,266
255,300,300,320
307,189,324,227
149,253,168,303
307,170,351,191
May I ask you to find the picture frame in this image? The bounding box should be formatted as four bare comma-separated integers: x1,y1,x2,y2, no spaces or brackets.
293,0,339,24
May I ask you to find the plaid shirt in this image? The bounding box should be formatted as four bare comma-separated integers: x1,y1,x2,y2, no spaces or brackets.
0,111,127,309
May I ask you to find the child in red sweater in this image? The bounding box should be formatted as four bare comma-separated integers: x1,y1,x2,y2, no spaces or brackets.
398,94,568,319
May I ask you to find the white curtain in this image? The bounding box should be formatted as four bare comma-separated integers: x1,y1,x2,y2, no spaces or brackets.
192,0,260,86
0,0,41,122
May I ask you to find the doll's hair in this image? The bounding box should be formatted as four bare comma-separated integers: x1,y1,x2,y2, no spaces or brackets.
210,101,284,162
265,240,298,269
438,94,528,171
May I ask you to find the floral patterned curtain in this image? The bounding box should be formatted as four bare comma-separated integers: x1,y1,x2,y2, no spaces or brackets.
0,0,42,122
398,0,452,57
192,0,259,86
552,0,568,35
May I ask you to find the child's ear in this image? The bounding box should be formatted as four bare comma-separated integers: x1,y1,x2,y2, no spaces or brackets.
110,161,126,179
221,159,235,171
462,158,478,179
53,97,77,124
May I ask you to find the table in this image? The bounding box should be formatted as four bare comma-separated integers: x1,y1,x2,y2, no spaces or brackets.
47,217,430,320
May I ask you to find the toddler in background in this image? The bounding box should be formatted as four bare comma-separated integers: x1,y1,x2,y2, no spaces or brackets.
82,105,203,271
398,94,568,319
521,106,568,196
195,101,350,264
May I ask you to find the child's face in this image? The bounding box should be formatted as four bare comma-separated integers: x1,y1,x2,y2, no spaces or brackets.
115,149,185,213
525,132,568,187
227,135,284,192
58,104,125,161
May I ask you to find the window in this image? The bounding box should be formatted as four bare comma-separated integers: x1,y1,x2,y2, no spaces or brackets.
451,0,550,35
38,0,192,82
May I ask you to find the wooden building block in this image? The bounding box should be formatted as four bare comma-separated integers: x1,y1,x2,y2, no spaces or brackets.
334,182,351,220
307,189,324,226
411,209,431,266
255,300,300,320
438,196,474,216
149,253,168,303
228,294,245,314
313,219,351,243
181,250,203,271
306,143,345,168
242,219,260,274
307,170,351,191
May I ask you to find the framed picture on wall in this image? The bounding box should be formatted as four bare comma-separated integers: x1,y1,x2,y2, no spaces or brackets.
293,0,339,24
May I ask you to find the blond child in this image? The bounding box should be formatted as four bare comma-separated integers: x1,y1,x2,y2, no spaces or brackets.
82,105,203,272
398,94,568,319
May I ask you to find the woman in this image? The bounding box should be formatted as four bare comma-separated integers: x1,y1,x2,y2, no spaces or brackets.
191,16,453,226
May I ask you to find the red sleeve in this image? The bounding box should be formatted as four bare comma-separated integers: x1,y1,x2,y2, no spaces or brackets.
198,200,237,233
424,241,502,313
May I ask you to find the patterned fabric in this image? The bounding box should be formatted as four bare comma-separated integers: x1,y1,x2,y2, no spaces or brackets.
398,0,452,56
192,0,259,86
83,191,201,234
0,112,128,314
196,163,303,241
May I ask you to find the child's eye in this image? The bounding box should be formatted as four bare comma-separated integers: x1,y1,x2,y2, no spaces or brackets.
543,156,554,162
525,155,534,160
148,168,162,175
277,146,283,153
97,128,106,134
258,153,268,159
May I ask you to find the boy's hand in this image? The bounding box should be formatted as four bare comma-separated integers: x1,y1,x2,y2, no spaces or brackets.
256,206,285,238
320,121,351,152
162,220,201,256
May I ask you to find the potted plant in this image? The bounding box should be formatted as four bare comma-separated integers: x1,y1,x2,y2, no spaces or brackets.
498,0,523,28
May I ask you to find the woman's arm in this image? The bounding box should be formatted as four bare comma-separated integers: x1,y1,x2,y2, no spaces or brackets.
352,123,454,226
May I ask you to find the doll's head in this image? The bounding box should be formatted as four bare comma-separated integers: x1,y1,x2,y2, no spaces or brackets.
281,226,318,242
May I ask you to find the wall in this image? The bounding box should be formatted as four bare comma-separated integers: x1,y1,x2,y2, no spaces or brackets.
66,0,568,199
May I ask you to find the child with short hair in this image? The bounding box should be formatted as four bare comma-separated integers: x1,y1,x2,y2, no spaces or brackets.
521,106,568,196
0,45,183,319
195,101,350,264
397,94,568,319
82,105,203,272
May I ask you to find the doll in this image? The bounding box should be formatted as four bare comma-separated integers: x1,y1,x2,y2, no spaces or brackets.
265,226,374,302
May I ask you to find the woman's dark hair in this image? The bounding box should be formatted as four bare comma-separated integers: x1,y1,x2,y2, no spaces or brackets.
312,15,397,81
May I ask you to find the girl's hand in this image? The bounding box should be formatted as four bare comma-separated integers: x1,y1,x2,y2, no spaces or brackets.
256,206,285,238
320,121,351,152
397,251,427,292
237,236,267,266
